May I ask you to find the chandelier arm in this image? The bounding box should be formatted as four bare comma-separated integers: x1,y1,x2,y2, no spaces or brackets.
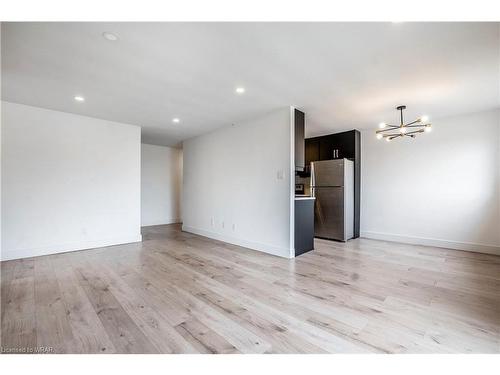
376,127,400,134
389,134,403,140
404,129,425,135
405,120,421,126
406,124,426,128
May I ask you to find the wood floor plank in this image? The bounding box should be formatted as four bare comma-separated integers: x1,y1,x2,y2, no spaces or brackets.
194,287,328,353
73,259,159,354
149,252,375,353
34,256,75,353
1,260,19,327
86,260,199,353
50,254,117,353
103,258,194,327
174,318,239,354
101,249,271,353
1,258,37,352
1,223,499,353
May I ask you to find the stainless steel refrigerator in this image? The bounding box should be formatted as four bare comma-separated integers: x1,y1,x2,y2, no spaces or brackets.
311,159,354,241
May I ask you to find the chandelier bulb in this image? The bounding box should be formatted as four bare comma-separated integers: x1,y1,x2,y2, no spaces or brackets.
378,122,387,129
400,127,407,134
425,124,432,132
376,133,383,140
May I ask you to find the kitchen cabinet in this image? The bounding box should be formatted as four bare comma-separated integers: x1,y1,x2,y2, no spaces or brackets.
308,131,358,161
305,138,319,169
319,136,332,161
331,131,356,159
305,130,359,163
294,109,305,171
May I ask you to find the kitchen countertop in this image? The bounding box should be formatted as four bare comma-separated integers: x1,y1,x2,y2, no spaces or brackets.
295,195,315,200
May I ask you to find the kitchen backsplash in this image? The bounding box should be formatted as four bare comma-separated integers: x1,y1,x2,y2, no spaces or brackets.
295,175,311,196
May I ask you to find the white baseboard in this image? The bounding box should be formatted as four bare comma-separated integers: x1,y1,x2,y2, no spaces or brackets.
182,225,292,259
141,218,182,227
1,234,143,261
361,231,500,256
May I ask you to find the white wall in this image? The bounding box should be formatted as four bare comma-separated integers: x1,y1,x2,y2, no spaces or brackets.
1,101,142,261
361,108,500,255
0,26,2,255
141,143,182,226
182,108,293,258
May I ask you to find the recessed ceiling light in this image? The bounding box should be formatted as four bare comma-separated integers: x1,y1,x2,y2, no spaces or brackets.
172,118,180,123
235,87,246,94
74,95,85,102
102,32,119,41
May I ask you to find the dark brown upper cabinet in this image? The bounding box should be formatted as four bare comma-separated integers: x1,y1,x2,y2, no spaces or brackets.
294,109,305,171
319,136,333,160
305,138,319,168
305,130,359,164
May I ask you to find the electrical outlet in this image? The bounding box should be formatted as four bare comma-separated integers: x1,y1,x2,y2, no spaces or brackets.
232,223,235,231
277,170,284,180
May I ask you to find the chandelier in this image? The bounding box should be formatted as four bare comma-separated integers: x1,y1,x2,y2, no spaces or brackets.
376,105,432,141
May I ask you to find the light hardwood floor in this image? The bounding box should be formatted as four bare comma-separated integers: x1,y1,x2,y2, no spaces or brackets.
1,224,499,353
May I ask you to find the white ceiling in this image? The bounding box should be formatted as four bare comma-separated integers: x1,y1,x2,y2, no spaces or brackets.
2,22,499,147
